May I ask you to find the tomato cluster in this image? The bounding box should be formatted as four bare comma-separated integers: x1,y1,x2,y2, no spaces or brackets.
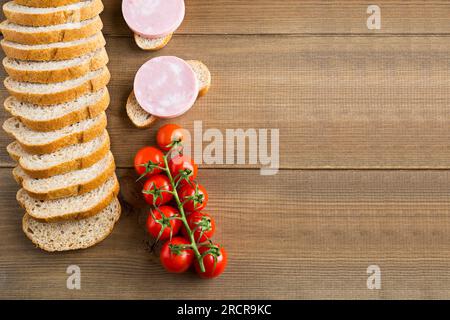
134,124,227,279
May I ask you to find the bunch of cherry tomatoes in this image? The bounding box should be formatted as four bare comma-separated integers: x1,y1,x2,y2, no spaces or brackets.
134,124,227,279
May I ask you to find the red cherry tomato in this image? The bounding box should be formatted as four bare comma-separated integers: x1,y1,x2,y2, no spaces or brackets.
157,124,185,151
168,154,198,184
134,146,164,180
178,184,208,212
142,175,173,206
160,237,194,273
195,245,227,279
182,212,216,242
146,206,181,241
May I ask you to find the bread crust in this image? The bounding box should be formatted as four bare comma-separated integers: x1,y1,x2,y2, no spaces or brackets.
15,0,83,9
126,90,158,129
20,132,110,179
0,16,103,45
3,113,107,154
18,175,120,223
134,33,173,51
4,0,104,27
5,67,111,105
1,33,106,61
4,88,110,132
22,198,121,252
3,48,109,84
15,153,116,200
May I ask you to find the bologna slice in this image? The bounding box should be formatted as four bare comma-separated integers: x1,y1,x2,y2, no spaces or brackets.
122,0,185,39
133,56,199,118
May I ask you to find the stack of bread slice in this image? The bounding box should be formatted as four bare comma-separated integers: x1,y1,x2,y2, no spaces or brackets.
1,0,120,252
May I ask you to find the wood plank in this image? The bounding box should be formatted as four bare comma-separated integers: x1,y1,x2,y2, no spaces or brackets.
3,0,447,35
1,168,450,299
100,0,450,35
3,35,450,169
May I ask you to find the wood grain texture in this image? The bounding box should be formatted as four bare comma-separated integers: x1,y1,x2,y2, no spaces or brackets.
4,0,448,35
99,0,450,35
1,168,450,299
1,0,450,300
3,35,450,169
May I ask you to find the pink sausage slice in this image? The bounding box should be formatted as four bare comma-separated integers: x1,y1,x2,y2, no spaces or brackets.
134,56,199,119
122,0,185,39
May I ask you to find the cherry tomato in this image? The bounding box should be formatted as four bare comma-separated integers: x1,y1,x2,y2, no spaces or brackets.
157,124,185,151
195,245,227,279
178,184,208,212
142,175,173,206
134,146,164,180
160,237,194,273
146,206,181,241
182,212,216,242
168,154,198,184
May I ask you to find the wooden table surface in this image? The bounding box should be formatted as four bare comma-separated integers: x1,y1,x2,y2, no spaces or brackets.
2,0,450,300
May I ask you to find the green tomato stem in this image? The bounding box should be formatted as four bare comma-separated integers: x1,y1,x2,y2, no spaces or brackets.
162,154,206,273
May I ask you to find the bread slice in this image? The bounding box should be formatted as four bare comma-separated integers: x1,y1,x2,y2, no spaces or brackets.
22,197,121,252
1,32,105,61
4,88,109,131
3,47,108,84
17,174,119,222
3,112,107,154
0,16,103,45
5,66,110,105
8,130,110,179
13,151,115,200
3,0,103,27
187,60,212,97
126,90,158,129
126,60,211,128
15,0,81,8
134,33,173,51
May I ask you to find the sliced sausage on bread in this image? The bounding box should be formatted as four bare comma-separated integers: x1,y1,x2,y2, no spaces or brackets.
22,197,121,252
126,60,211,128
3,0,104,27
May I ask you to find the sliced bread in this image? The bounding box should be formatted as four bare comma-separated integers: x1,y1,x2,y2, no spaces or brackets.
134,33,173,51
126,90,158,129
0,16,103,45
8,130,110,179
17,174,119,222
3,112,107,154
4,66,110,105
4,88,109,131
126,60,211,128
15,0,81,8
3,47,109,83
13,151,115,200
187,60,212,97
22,197,121,252
3,0,104,27
1,32,105,61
